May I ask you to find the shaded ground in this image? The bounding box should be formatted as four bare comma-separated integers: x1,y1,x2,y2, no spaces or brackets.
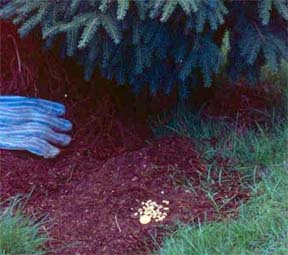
202,82,284,129
0,21,253,254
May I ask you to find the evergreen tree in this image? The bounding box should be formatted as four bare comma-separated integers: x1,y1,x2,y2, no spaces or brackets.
0,0,287,97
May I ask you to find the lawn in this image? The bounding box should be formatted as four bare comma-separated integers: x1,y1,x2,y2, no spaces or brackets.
153,114,288,255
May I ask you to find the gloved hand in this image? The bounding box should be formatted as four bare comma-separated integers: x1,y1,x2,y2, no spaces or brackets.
0,96,72,158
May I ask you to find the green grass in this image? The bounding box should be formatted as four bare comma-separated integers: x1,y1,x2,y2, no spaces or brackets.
152,105,288,254
155,165,288,255
151,107,287,175
151,108,226,140
0,195,49,255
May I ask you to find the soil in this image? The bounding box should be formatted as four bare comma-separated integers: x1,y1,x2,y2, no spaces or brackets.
202,82,284,128
0,21,251,255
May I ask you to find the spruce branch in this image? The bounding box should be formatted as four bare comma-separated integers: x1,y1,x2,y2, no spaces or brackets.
1,0,287,97
160,0,178,22
258,0,288,25
100,13,122,44
99,0,113,12
116,0,129,20
78,16,100,49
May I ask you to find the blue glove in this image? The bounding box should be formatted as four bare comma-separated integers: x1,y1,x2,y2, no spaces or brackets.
0,96,72,158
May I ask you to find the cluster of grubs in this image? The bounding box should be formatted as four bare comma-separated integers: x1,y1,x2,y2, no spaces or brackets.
134,199,170,224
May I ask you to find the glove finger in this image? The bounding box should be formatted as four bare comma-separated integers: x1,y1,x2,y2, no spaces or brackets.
0,96,66,116
0,135,60,158
0,122,72,146
0,108,72,132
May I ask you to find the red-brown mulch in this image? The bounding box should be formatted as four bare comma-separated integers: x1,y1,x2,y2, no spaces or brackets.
202,82,283,128
1,21,250,254
1,136,249,255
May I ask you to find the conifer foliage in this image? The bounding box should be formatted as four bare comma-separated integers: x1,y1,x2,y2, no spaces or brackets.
0,0,287,97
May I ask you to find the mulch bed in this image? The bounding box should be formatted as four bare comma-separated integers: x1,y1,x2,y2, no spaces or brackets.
0,136,249,254
202,82,283,129
1,21,251,254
